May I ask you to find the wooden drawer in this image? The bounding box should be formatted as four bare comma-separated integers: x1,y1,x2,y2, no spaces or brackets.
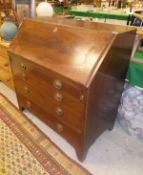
0,53,9,62
11,56,86,113
0,44,8,57
15,74,84,114
0,67,15,89
17,93,83,149
14,78,84,133
0,55,11,72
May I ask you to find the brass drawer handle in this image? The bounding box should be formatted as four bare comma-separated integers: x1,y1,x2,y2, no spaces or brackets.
26,101,31,109
54,92,63,102
56,123,64,132
23,86,29,95
56,107,64,116
22,73,27,81
20,63,26,70
53,79,62,89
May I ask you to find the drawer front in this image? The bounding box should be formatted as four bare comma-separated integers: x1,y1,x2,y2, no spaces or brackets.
17,93,83,149
0,67,14,89
10,56,86,113
0,44,8,57
14,78,84,133
0,55,11,72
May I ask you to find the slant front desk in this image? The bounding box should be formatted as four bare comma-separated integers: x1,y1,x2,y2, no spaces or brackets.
8,18,136,161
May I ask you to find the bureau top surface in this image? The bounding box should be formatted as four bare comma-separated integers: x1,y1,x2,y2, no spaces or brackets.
34,16,135,34
9,18,117,86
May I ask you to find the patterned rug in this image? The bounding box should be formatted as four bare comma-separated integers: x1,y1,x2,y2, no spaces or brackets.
0,94,91,175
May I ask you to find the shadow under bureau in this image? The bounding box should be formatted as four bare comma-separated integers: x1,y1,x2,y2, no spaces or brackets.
8,18,136,161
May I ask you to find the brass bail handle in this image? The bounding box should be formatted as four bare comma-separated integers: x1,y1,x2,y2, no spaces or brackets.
54,92,63,102
20,63,26,71
56,123,64,132
56,107,64,116
53,79,63,89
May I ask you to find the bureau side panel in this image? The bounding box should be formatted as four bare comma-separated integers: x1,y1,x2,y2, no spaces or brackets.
84,31,136,151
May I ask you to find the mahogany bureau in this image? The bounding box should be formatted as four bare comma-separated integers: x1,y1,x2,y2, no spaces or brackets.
8,18,136,161
0,39,14,89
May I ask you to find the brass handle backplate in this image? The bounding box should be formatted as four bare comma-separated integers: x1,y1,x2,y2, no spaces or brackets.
26,101,31,109
56,107,64,116
20,63,26,71
23,86,29,95
53,79,62,89
54,92,63,102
